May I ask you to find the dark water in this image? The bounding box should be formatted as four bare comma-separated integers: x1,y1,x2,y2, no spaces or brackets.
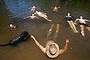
0,0,90,60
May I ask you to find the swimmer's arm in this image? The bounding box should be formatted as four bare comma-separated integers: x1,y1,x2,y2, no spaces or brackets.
26,16,31,18
23,16,31,19
74,19,79,25
31,35,46,53
36,17,39,19
35,16,39,19
59,39,69,54
85,19,90,22
34,12,37,15
74,18,79,23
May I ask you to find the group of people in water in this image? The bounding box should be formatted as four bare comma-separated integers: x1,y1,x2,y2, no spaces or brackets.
65,13,90,36
9,5,90,58
22,5,90,36
23,6,52,22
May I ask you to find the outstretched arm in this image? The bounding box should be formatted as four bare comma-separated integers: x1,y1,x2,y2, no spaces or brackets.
74,19,79,24
59,39,69,54
85,19,90,22
23,16,31,19
31,35,46,53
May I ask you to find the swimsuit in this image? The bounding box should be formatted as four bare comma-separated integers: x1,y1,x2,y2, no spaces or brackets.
79,23,89,27
65,16,72,21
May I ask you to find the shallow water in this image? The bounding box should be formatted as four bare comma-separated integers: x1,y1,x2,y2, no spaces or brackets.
0,0,90,60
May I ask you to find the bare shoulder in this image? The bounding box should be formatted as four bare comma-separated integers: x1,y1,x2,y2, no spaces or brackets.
59,49,65,54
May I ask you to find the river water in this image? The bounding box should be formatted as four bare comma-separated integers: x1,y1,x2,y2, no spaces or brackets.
0,0,90,60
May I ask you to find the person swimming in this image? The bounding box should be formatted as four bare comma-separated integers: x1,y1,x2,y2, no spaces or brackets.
23,14,39,19
31,35,69,58
34,11,52,22
53,6,60,12
74,16,90,36
9,23,16,29
65,13,78,33
30,24,69,58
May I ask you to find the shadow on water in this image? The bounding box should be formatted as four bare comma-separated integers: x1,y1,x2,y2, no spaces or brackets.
0,0,90,60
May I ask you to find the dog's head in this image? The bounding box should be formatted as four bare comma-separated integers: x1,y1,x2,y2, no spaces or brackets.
20,31,30,37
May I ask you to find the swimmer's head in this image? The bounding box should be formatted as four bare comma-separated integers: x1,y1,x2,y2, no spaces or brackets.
67,13,70,16
32,6,36,8
80,16,83,19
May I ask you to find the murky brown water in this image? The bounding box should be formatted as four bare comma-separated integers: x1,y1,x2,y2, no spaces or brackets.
0,0,90,60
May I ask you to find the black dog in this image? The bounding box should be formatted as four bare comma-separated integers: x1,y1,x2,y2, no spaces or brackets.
0,31,30,46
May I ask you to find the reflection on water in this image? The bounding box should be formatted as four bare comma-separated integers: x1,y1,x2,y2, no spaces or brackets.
0,0,90,60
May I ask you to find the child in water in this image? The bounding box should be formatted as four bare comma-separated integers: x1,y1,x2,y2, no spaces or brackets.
53,6,60,12
9,23,16,29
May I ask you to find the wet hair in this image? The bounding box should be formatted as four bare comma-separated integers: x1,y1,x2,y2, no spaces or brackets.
79,15,84,19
